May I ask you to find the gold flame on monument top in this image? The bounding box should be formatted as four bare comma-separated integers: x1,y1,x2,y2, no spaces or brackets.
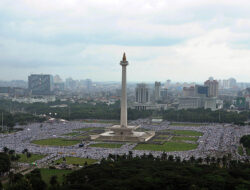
122,52,127,62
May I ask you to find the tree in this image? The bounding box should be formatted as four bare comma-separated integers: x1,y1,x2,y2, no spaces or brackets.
22,149,28,154
0,153,11,174
84,161,88,167
27,169,46,190
26,152,32,159
211,157,216,164
8,150,15,155
189,156,196,163
168,155,174,162
175,156,181,163
197,157,203,164
216,158,221,166
50,175,58,187
128,151,133,159
205,156,210,165
161,152,167,160
3,147,9,153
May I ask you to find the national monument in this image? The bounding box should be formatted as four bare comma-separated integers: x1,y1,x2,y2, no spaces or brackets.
91,53,155,142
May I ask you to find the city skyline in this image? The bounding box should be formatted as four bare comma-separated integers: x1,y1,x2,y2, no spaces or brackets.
1,1,250,82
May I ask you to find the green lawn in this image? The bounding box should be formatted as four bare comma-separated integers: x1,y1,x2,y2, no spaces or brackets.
170,123,204,127
158,135,170,138
153,139,166,142
171,136,198,142
73,135,89,139
238,146,244,156
165,130,203,137
63,132,80,136
40,168,72,185
32,138,81,146
74,127,104,131
83,120,119,124
55,157,97,166
89,143,123,148
18,154,45,163
134,142,198,152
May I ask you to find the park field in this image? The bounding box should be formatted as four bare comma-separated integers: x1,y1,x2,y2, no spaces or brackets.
63,132,79,136
18,154,45,163
89,143,123,148
165,130,203,137
170,123,205,127
40,168,72,185
32,138,81,146
83,120,119,124
55,157,97,166
171,136,198,142
74,127,104,131
134,141,198,152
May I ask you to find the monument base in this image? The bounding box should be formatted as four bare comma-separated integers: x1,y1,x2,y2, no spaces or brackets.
91,125,155,142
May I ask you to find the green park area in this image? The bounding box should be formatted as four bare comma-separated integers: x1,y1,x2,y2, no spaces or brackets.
63,132,80,136
83,120,119,124
158,135,170,138
170,123,205,127
40,168,72,185
74,127,104,132
136,129,201,151
32,138,81,146
89,143,123,148
55,157,97,166
166,130,203,137
171,136,198,142
134,141,198,152
18,154,45,163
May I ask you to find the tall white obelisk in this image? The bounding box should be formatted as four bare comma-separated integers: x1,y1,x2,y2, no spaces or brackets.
120,53,128,128
91,53,155,141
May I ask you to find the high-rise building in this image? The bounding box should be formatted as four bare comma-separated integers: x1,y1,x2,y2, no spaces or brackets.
204,79,219,97
154,82,161,101
65,78,77,90
160,88,168,102
53,75,64,91
135,83,150,103
28,74,53,95
228,78,237,88
183,86,195,97
195,85,208,97
165,79,171,88
85,79,92,91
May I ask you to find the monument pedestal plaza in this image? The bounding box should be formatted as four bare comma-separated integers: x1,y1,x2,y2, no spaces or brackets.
91,53,155,142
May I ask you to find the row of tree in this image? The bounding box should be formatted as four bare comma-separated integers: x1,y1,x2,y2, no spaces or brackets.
1,99,250,124
0,110,45,128
62,153,250,190
2,151,250,190
161,108,249,124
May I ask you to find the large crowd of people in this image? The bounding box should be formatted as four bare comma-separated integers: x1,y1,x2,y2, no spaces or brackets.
0,119,249,165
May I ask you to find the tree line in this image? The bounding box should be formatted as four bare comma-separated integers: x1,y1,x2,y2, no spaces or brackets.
2,152,250,190
1,99,250,124
161,108,249,124
0,110,45,129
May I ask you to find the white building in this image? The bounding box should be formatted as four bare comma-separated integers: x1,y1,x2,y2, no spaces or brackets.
135,83,150,103
204,79,219,97
154,82,161,101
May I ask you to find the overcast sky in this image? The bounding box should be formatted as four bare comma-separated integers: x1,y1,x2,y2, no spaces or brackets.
0,0,250,82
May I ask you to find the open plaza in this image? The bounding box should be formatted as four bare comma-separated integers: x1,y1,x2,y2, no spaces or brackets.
0,119,249,167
